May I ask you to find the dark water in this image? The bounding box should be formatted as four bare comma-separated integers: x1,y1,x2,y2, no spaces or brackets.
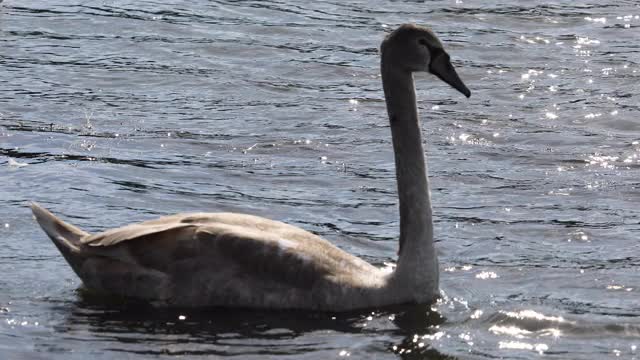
2,0,640,358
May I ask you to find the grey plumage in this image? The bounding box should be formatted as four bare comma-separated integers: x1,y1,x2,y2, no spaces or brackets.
31,24,470,311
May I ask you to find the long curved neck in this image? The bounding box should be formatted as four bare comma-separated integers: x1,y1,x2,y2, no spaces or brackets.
381,62,439,294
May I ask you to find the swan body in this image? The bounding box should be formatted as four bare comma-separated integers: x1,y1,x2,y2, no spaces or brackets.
31,24,470,311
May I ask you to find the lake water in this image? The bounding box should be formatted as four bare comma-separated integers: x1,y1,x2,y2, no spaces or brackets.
1,0,640,359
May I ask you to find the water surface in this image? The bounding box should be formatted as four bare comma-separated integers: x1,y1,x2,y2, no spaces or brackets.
1,0,640,359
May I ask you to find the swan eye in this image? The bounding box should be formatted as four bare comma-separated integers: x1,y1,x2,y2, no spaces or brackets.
418,39,429,47
430,47,445,59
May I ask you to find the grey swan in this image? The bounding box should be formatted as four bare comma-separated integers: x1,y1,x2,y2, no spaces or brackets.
31,24,470,311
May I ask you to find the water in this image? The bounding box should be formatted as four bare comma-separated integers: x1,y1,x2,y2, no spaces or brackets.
1,0,640,358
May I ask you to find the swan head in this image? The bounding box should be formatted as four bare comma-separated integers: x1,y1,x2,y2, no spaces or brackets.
381,24,470,98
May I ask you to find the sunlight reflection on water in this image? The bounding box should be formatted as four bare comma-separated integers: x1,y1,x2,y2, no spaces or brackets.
2,1,640,359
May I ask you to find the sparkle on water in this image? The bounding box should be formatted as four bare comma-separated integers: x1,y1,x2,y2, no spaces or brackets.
1,1,640,359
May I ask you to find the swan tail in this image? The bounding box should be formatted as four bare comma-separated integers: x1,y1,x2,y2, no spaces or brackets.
31,202,91,273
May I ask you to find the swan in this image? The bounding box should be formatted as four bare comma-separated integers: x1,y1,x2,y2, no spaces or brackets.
31,24,470,311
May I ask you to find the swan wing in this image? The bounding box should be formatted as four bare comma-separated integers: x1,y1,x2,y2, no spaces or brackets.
34,207,383,308
82,214,338,285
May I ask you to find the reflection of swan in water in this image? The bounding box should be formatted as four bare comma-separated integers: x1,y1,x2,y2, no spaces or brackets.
61,295,450,358
31,24,470,311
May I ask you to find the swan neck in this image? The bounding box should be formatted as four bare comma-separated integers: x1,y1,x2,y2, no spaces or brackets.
381,63,438,290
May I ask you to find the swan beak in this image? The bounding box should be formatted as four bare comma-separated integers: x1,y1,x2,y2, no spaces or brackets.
429,52,471,98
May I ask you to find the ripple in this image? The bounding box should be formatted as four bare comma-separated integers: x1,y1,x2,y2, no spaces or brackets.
3,1,640,359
